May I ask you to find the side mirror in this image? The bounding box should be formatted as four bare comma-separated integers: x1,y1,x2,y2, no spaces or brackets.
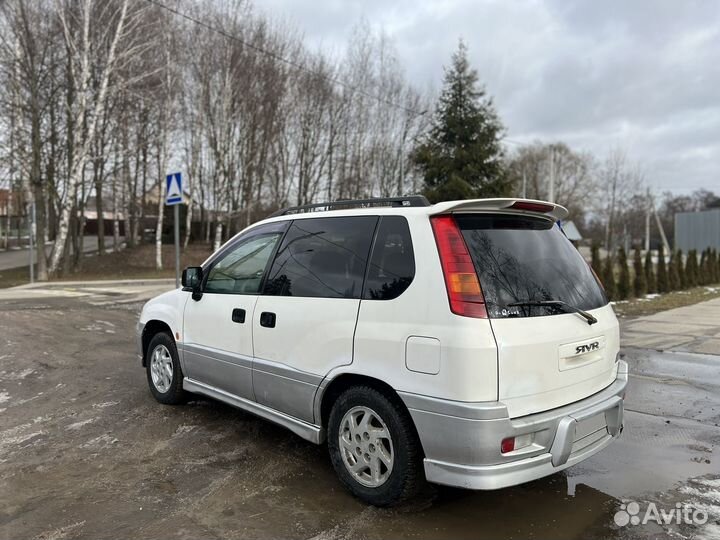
182,266,203,291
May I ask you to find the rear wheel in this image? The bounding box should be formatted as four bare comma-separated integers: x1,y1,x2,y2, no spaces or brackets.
146,332,187,405
327,386,423,506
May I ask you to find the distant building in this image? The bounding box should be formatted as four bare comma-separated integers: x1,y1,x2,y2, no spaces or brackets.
561,220,583,243
675,209,720,252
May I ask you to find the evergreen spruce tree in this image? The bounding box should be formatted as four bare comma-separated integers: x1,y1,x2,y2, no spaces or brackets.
699,249,708,286
676,250,687,289
591,243,602,276
708,249,716,284
644,249,656,294
702,249,712,285
412,41,508,202
602,255,616,300
712,249,719,284
657,245,669,293
668,250,680,291
685,250,698,288
633,247,646,298
617,247,631,300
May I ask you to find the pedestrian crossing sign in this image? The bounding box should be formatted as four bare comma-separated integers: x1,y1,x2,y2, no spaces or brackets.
166,172,182,206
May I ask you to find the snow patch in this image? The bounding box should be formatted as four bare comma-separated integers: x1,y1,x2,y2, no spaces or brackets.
0,423,45,455
81,434,119,448
0,391,10,403
173,424,198,437
66,418,96,430
32,520,86,540
92,401,119,409
79,321,116,333
0,368,35,380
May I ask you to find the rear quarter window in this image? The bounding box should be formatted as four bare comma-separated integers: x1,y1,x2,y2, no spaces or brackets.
363,216,415,300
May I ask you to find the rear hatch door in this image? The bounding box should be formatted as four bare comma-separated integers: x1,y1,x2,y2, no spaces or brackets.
455,213,619,418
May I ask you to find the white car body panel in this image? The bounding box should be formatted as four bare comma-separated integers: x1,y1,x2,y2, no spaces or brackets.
352,214,498,402
252,295,359,422
136,197,626,492
182,291,259,400
138,289,186,341
489,304,620,418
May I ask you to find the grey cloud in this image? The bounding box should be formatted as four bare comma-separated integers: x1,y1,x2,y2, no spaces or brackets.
259,0,720,193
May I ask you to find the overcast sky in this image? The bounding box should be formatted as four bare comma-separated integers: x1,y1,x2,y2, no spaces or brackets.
258,0,719,195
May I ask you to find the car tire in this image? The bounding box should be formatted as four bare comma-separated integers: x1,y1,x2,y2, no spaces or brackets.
327,385,424,506
145,332,187,405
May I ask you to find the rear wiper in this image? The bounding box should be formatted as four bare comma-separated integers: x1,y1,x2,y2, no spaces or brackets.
507,300,598,325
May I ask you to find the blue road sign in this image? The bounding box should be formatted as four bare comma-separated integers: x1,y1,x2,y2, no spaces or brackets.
166,172,182,205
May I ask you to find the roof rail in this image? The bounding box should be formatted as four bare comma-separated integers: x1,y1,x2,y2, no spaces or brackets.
269,195,431,218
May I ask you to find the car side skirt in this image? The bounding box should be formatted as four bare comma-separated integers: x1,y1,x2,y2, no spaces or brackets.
183,377,325,444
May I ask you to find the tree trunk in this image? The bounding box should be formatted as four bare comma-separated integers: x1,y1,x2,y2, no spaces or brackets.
113,176,121,251
183,201,192,248
213,221,222,252
155,160,165,270
95,168,105,254
31,184,48,280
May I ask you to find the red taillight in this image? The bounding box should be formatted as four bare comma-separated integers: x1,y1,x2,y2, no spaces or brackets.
501,437,515,453
510,201,554,213
430,215,487,318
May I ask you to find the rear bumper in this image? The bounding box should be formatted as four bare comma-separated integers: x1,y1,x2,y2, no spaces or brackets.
399,361,627,490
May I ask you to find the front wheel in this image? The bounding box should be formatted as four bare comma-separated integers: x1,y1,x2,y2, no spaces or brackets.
146,332,187,405
327,386,423,506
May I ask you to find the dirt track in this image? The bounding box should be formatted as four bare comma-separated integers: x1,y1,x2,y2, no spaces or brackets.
1,295,719,539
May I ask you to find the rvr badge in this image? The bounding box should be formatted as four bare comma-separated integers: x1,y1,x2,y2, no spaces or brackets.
575,341,600,355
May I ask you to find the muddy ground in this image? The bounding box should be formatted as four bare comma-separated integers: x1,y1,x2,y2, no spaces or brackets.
1,296,719,539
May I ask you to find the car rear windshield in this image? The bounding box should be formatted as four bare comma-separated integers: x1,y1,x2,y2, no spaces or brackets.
455,214,607,318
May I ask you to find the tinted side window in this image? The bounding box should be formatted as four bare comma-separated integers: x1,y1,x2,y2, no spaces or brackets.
203,221,288,295
205,233,282,294
363,216,415,300
264,216,377,299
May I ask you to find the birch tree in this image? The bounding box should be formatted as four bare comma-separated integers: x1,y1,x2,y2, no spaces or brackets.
49,0,147,274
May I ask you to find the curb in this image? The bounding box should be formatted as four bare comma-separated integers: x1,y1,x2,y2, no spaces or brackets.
9,278,177,290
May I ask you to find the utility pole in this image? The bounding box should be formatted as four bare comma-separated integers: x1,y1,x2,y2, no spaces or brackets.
649,191,670,254
645,188,651,252
174,203,180,288
28,201,36,283
548,148,555,203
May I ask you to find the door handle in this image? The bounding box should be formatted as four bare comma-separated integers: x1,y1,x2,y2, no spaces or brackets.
260,312,276,328
232,308,246,324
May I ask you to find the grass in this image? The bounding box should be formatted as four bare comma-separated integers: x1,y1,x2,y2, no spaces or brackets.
0,243,213,289
612,285,720,318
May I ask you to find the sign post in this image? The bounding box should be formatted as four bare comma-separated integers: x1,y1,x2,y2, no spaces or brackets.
165,172,183,288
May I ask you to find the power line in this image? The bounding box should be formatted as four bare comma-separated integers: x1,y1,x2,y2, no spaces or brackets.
143,0,427,117
501,137,526,146
145,0,529,148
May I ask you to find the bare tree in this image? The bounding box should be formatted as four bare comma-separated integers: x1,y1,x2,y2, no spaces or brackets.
506,142,597,223
49,0,150,274
596,149,643,252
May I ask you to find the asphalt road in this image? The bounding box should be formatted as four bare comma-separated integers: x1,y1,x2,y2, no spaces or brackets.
1,294,719,539
0,236,124,271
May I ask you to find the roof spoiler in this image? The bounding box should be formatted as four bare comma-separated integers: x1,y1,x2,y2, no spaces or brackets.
429,198,569,221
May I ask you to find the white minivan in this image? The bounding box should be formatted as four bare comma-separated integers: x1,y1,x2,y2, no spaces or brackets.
137,196,626,506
